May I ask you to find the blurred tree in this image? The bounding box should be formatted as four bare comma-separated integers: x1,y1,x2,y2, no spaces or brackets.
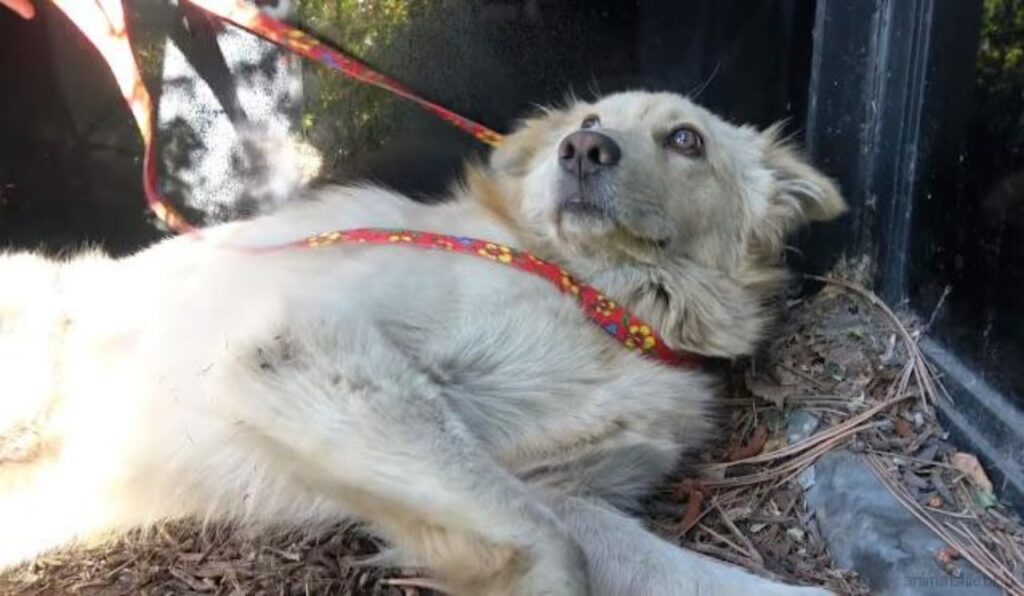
295,0,429,177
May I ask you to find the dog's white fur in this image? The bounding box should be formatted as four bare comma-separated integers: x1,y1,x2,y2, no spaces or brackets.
0,92,844,595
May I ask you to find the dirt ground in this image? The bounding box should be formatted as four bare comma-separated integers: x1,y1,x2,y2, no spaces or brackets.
1,274,1022,595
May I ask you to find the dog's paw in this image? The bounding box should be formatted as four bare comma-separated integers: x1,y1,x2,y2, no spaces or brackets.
516,537,588,596
454,534,587,596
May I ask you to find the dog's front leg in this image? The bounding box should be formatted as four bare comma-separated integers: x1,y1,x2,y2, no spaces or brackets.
228,330,588,596
554,496,833,596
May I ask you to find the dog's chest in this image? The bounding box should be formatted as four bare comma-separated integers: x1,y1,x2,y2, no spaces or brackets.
363,269,713,495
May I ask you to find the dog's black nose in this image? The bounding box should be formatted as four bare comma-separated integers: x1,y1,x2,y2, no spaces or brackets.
558,130,621,176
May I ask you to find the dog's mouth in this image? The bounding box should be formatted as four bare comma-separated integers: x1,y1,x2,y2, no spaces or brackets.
557,192,612,219
554,190,672,252
555,174,615,222
554,189,614,239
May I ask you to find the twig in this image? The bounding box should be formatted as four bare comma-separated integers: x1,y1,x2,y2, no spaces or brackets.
684,540,765,573
382,577,449,593
698,523,752,560
806,274,950,404
776,363,833,392
864,448,962,472
700,425,868,488
714,501,765,567
704,396,906,470
923,284,953,332
102,554,141,580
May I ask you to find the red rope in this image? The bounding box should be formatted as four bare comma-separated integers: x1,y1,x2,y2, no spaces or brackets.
186,0,505,148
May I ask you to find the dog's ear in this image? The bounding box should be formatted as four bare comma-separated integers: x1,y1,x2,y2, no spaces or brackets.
748,125,846,259
761,124,846,225
490,110,569,176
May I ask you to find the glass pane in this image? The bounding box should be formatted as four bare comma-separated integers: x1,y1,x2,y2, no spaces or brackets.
909,0,1024,403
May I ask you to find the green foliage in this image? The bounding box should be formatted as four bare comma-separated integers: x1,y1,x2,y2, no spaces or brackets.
978,0,1024,95
294,0,437,176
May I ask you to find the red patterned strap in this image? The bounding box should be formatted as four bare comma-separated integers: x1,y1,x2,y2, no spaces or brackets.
46,0,197,234
46,0,503,235
258,228,701,369
187,0,505,149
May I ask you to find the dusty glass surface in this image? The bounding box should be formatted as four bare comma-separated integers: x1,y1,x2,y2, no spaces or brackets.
909,0,1024,402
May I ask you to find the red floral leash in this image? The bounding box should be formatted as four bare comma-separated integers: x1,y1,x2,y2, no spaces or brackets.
187,0,506,149
40,0,503,235
259,228,701,369
30,0,702,369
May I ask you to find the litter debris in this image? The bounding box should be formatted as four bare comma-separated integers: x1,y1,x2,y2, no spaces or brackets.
647,275,1024,595
951,452,995,494
936,545,962,577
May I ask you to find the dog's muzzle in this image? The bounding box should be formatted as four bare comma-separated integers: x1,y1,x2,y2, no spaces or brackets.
556,131,621,218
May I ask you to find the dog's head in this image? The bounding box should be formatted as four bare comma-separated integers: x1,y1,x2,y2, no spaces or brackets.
471,91,846,356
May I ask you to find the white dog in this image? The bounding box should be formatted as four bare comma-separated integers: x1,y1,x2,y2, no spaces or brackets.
0,91,845,595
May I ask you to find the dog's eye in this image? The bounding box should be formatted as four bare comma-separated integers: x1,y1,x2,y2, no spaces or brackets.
665,126,704,157
581,115,601,129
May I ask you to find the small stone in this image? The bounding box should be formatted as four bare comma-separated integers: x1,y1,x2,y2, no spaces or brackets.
805,450,1001,595
903,472,931,491
786,410,821,445
798,465,817,490
917,443,940,462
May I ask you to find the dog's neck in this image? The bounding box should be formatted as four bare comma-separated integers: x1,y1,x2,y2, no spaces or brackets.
463,166,784,359
558,254,780,359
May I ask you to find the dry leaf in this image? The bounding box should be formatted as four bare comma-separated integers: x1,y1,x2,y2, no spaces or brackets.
773,365,801,386
950,452,994,493
975,489,999,509
727,425,769,461
764,436,787,452
744,369,793,408
936,545,961,577
677,483,705,536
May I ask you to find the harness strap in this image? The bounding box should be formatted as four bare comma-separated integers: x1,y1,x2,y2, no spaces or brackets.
259,228,701,369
